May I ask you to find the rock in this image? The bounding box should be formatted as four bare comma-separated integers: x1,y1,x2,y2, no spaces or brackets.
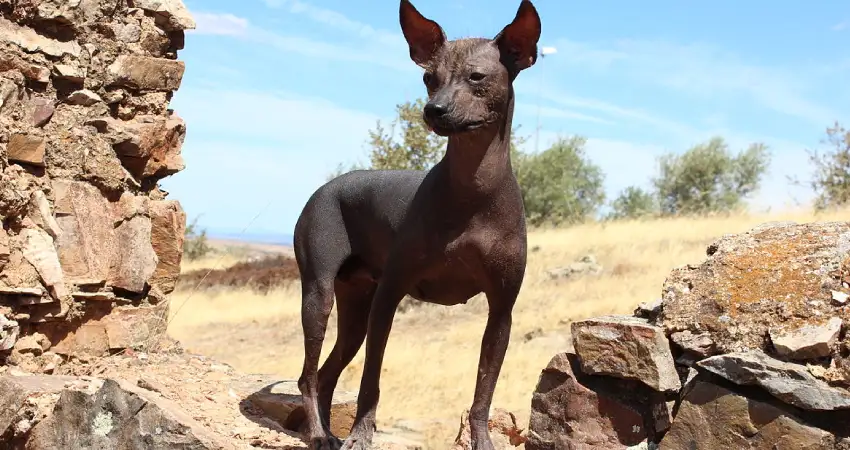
71,291,117,302
547,254,603,280
634,299,663,320
659,379,840,450
230,376,357,439
21,227,68,301
0,17,81,58
453,408,525,449
52,64,85,83
107,55,186,91
526,352,661,450
53,180,118,286
108,215,158,293
7,134,46,167
88,114,187,180
0,229,9,271
30,98,55,127
12,334,44,357
0,313,19,351
571,315,681,392
832,290,849,306
0,76,20,114
114,23,142,43
66,89,102,106
697,351,850,411
23,378,237,449
669,330,717,358
148,200,186,293
657,221,850,355
0,375,74,436
133,0,197,31
29,190,62,240
770,317,843,360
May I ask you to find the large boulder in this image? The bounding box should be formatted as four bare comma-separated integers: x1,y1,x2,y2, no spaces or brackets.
657,221,850,361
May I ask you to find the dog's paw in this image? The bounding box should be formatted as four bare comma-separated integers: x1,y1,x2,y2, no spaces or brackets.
308,435,343,450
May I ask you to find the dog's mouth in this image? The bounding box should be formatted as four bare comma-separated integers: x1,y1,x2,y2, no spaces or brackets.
427,120,487,136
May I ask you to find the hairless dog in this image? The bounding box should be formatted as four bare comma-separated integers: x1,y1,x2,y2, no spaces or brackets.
293,1,541,449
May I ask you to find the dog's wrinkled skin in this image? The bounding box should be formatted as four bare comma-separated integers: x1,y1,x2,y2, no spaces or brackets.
292,1,540,449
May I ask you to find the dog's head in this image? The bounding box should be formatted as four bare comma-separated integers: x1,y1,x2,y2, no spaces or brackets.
399,0,541,137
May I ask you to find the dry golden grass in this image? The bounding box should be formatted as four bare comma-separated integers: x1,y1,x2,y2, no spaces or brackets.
166,207,849,448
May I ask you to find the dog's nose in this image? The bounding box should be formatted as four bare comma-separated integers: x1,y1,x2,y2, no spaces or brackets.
424,102,448,118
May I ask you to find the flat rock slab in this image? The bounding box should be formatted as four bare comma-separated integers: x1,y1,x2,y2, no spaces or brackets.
770,317,843,361
660,378,840,449
697,351,850,411
572,315,681,392
230,375,357,439
526,352,668,450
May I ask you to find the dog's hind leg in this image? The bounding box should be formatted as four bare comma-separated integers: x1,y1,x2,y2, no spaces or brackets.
316,275,375,429
298,276,340,449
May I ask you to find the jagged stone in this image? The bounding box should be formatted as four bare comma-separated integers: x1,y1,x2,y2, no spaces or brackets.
107,55,186,91
659,379,840,449
52,64,86,83
0,17,81,58
770,317,843,361
20,227,68,301
30,98,55,127
526,352,660,450
133,0,197,31
572,315,680,392
0,313,19,351
149,200,186,293
52,180,118,286
23,378,237,449
698,351,850,411
28,190,62,240
7,134,46,167
66,89,102,106
669,330,717,358
109,215,158,293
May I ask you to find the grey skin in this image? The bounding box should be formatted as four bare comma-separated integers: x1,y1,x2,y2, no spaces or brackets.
293,1,541,449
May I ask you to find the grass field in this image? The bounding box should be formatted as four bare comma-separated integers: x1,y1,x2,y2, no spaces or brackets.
166,207,848,448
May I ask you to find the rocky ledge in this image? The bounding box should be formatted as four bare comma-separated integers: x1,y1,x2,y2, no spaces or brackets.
526,220,850,449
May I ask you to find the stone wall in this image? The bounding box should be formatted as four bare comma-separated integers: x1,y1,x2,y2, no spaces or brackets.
526,221,850,449
0,0,192,368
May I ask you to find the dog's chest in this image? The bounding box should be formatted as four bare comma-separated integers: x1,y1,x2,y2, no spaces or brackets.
409,242,482,305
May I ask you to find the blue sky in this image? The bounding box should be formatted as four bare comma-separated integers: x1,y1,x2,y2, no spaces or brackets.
162,0,850,243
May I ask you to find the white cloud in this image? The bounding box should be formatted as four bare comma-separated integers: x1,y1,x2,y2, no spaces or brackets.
190,12,250,36
833,21,847,31
546,38,841,126
514,103,615,125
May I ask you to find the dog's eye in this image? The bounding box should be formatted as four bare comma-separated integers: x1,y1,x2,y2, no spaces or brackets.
423,72,434,85
469,72,486,82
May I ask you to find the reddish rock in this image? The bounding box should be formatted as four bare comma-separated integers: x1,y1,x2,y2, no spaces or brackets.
7,134,46,167
526,353,655,450
88,114,186,180
149,200,186,293
770,317,843,361
52,180,118,286
108,215,158,293
30,98,55,127
107,55,186,91
572,316,681,392
660,379,840,449
20,227,68,301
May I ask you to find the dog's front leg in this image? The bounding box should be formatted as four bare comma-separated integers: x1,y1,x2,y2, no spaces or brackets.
340,270,409,450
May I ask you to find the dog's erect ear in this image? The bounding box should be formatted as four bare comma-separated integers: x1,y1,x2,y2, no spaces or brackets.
494,0,542,73
400,0,446,67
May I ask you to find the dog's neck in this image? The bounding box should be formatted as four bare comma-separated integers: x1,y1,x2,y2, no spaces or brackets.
441,92,515,197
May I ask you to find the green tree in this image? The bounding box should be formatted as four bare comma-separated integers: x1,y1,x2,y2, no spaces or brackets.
515,136,606,226
368,98,447,171
183,216,213,261
606,186,658,221
806,122,850,211
653,137,770,216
